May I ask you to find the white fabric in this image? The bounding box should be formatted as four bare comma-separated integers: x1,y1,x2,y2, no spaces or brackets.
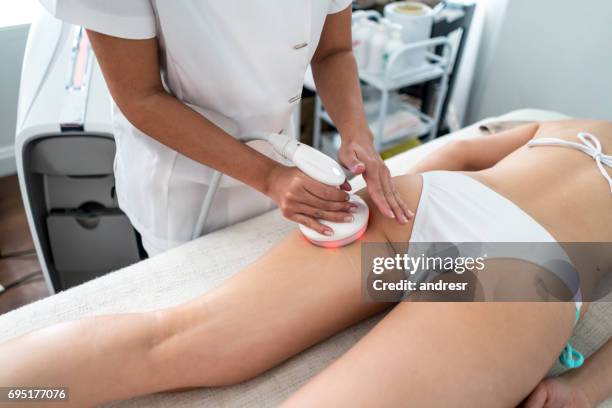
40,0,352,253
412,172,561,243
328,0,353,14
528,132,612,194
410,171,582,305
39,0,157,39
1,109,611,407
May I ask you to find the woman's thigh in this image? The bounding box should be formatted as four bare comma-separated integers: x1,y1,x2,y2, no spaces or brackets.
153,175,424,388
283,301,576,407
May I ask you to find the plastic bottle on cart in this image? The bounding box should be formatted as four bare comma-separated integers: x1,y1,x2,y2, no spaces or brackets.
352,18,372,70
383,25,403,71
366,23,389,75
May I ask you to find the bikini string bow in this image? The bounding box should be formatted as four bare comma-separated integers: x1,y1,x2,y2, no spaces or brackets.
577,132,612,193
529,132,612,194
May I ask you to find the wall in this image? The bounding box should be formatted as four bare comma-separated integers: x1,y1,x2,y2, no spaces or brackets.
466,0,612,123
444,0,508,129
0,0,41,176
0,24,29,176
456,0,508,125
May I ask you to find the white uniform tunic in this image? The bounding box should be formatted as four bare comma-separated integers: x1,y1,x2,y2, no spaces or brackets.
39,0,352,255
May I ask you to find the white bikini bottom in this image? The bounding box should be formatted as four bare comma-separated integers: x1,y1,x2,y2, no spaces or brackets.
408,171,582,305
407,171,584,368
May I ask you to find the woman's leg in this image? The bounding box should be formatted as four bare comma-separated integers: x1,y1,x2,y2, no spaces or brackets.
283,300,576,407
0,175,423,407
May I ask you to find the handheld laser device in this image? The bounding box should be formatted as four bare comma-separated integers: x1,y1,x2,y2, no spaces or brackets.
257,132,370,247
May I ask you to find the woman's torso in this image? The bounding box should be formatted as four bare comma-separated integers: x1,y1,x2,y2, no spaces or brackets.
472,120,612,243
385,120,611,305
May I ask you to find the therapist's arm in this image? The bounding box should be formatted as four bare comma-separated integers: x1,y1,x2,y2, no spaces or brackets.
310,6,413,224
87,31,355,236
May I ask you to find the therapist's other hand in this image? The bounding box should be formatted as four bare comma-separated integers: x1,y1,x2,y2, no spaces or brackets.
266,165,357,236
338,134,414,224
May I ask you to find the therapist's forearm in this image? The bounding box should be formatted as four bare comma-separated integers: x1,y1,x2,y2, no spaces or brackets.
311,51,371,141
119,90,277,194
87,31,276,194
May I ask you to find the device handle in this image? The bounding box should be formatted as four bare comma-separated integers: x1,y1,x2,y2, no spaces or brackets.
262,133,346,187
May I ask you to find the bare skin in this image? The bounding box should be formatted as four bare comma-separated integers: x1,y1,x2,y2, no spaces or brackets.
0,120,610,407
523,339,612,407
285,120,612,407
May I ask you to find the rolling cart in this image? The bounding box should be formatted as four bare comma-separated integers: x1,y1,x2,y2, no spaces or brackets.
312,35,453,153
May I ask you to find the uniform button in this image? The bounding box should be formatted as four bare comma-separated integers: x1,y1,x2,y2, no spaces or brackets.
293,42,308,50
288,94,301,104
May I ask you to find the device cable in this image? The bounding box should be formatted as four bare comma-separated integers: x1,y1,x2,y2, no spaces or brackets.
0,271,44,296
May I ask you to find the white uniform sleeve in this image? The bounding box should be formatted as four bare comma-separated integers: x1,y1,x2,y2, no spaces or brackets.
328,0,352,14
38,0,156,39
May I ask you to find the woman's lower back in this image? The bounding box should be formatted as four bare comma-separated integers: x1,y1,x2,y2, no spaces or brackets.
469,119,612,243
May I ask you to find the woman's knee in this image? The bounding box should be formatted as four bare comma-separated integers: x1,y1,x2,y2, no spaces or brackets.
152,302,271,387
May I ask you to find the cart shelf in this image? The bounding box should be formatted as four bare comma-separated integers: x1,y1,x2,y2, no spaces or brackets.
312,36,453,154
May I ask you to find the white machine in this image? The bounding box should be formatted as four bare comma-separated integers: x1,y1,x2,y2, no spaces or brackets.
15,12,141,293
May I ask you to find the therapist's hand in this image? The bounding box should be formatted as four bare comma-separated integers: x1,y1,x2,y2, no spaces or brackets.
265,165,357,236
338,133,414,224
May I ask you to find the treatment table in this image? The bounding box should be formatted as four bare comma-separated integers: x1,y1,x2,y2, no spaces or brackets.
1,109,611,407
